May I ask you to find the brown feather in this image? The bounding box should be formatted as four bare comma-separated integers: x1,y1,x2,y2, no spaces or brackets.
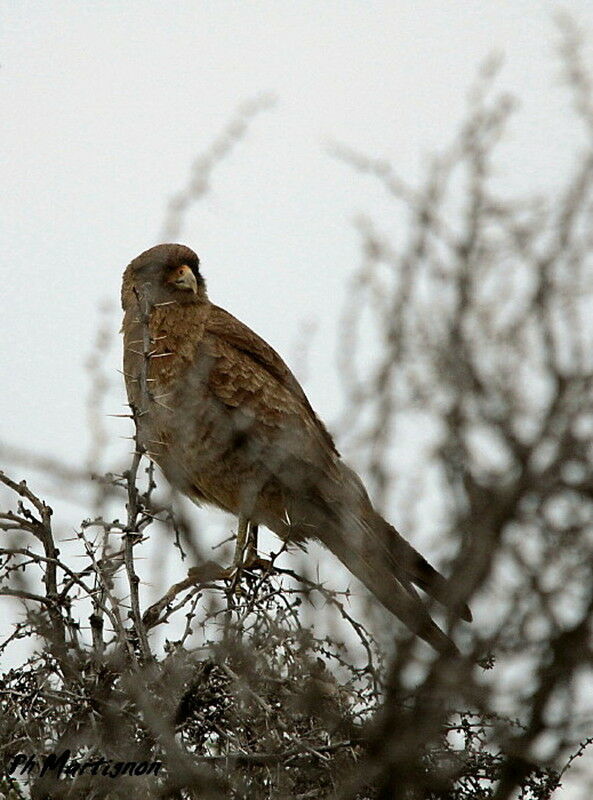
121,244,471,654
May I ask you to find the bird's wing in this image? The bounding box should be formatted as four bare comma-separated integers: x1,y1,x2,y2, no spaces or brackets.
203,304,339,460
198,305,466,653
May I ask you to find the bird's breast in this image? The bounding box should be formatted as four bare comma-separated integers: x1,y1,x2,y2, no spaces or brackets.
122,302,214,479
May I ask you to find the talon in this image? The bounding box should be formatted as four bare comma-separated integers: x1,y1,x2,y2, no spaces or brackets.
243,554,272,573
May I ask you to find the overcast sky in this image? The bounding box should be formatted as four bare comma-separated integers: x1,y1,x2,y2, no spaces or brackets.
2,0,593,477
3,0,593,783
3,0,593,615
2,5,593,786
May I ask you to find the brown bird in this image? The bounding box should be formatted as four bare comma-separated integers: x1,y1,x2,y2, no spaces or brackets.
121,243,470,654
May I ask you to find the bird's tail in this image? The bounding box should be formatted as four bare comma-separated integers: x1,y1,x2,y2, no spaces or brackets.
281,462,470,656
319,523,461,655
367,508,473,624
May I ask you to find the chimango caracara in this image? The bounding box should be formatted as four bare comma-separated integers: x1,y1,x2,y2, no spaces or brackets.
121,244,471,654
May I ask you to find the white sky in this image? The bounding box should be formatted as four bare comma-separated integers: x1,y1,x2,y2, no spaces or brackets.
2,3,593,792
2,0,593,474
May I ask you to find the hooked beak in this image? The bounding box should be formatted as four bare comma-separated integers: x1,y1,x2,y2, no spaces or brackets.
167,264,198,294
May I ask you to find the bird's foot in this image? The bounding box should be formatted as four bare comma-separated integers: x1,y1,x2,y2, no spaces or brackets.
242,552,273,574
227,520,277,595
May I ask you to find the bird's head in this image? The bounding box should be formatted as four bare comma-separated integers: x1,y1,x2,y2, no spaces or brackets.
121,243,206,310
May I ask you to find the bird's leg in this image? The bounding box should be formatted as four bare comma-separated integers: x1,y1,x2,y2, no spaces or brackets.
232,513,249,570
243,522,273,573
245,523,259,566
229,513,250,595
229,519,271,594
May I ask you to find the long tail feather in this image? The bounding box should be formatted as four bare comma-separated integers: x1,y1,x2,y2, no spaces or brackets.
274,460,470,655
368,509,473,623
317,522,460,656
